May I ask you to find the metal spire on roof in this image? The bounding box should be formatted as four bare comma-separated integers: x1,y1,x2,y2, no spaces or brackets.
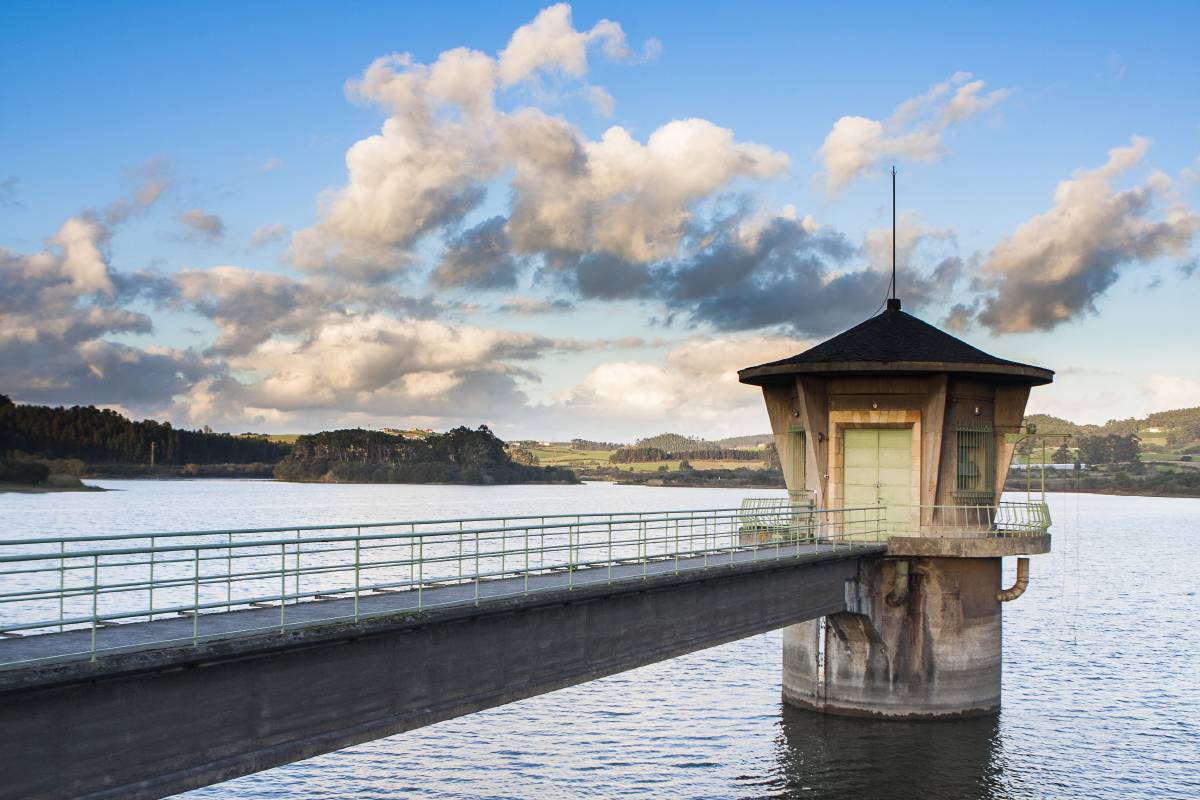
887,166,901,311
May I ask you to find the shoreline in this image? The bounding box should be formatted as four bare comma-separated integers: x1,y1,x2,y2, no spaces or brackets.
0,481,106,494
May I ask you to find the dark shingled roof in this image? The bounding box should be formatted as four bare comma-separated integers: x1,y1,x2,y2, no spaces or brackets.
738,306,1053,385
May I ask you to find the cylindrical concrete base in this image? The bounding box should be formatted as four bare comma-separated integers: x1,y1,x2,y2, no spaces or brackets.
782,557,1002,719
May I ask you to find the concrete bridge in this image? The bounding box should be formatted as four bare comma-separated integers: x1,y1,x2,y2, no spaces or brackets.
0,500,1049,800
0,503,893,800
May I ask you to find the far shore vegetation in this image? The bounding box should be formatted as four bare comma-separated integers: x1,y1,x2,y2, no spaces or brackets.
2,394,1198,497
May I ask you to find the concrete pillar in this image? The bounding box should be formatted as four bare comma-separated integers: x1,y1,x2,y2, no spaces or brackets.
782,556,1001,718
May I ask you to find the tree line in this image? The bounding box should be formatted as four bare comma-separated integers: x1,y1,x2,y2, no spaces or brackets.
0,395,291,465
274,425,577,484
610,446,763,464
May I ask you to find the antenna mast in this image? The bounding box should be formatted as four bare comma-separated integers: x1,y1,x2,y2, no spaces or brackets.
891,165,897,301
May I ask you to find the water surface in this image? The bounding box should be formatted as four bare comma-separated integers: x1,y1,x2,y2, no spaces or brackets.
1,481,1196,799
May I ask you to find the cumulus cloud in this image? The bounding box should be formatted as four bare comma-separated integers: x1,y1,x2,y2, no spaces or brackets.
250,223,287,247
287,4,782,280
498,3,632,85
975,137,1200,333
496,296,575,315
175,267,441,357
103,157,173,225
556,334,808,432
506,116,788,264
224,314,582,417
818,72,1011,194
178,208,225,243
430,217,521,290
0,209,205,409
546,209,961,338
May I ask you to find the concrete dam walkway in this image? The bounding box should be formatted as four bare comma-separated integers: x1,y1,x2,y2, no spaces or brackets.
0,503,886,800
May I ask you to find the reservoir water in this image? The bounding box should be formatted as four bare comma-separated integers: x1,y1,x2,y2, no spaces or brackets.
1,481,1197,799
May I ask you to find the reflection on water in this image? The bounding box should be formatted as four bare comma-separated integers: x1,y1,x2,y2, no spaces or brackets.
768,707,1009,799
2,483,1198,799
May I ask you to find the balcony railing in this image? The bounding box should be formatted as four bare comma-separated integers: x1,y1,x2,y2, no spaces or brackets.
737,497,1051,542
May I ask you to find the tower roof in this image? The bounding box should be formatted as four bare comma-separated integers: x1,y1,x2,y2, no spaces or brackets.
738,305,1053,386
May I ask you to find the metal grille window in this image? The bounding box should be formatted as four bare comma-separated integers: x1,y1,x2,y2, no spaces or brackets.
787,427,806,501
954,426,994,503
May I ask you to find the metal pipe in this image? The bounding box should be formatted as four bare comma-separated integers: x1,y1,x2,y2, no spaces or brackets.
997,557,1030,602
885,560,909,606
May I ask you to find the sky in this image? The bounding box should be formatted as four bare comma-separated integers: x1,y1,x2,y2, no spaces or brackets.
2,1,1198,441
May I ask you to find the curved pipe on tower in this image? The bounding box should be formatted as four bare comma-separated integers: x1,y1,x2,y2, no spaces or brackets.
997,557,1030,602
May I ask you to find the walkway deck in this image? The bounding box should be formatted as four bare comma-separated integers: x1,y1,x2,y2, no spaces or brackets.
0,540,876,669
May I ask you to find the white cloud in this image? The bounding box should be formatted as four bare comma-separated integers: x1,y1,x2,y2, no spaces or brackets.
863,210,954,271
1138,374,1200,412
556,334,808,433
287,4,783,279
818,72,1011,194
976,137,1200,332
497,3,630,85
257,158,283,173
250,223,287,247
178,208,225,242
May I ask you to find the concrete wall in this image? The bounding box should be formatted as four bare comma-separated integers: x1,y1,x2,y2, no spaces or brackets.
782,556,1002,718
0,555,868,800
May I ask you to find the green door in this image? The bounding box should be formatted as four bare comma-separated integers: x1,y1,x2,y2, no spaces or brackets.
844,428,912,535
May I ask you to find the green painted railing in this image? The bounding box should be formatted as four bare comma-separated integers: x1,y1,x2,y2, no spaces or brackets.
0,503,887,666
0,498,1050,667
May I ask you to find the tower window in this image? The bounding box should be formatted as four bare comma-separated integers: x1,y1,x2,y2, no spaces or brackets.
954,426,994,504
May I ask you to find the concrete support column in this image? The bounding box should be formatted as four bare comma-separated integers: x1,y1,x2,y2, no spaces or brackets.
782,557,1001,718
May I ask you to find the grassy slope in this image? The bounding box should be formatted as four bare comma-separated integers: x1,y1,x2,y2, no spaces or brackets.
527,444,769,474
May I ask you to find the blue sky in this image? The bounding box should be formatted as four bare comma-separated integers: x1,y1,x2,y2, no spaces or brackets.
2,1,1197,439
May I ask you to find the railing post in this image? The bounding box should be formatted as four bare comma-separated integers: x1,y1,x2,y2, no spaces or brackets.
193,548,200,646
474,530,480,605
294,530,301,606
279,543,286,632
90,555,98,662
418,536,424,611
226,532,233,612
524,525,530,595
674,519,679,575
59,541,65,632
607,522,613,584
148,536,155,622
354,530,361,623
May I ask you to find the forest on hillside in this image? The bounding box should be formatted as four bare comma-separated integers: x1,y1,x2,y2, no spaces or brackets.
1025,407,1200,446
274,426,577,485
0,396,290,466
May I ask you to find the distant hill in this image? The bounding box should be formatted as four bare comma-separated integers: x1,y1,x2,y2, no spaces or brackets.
0,395,290,466
634,432,719,451
715,434,773,449
274,425,577,485
1025,406,1200,447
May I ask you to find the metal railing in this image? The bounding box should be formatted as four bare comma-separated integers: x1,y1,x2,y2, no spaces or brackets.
0,503,888,666
883,501,1052,538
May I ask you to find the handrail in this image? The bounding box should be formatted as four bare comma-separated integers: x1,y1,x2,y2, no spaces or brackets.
0,502,889,666
0,504,790,547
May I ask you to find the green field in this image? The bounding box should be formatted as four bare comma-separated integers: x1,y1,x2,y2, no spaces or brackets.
526,444,769,473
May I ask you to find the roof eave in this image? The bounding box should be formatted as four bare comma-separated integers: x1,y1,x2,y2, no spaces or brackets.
737,360,1055,387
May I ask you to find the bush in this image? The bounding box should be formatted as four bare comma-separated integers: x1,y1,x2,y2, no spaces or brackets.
0,458,50,485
